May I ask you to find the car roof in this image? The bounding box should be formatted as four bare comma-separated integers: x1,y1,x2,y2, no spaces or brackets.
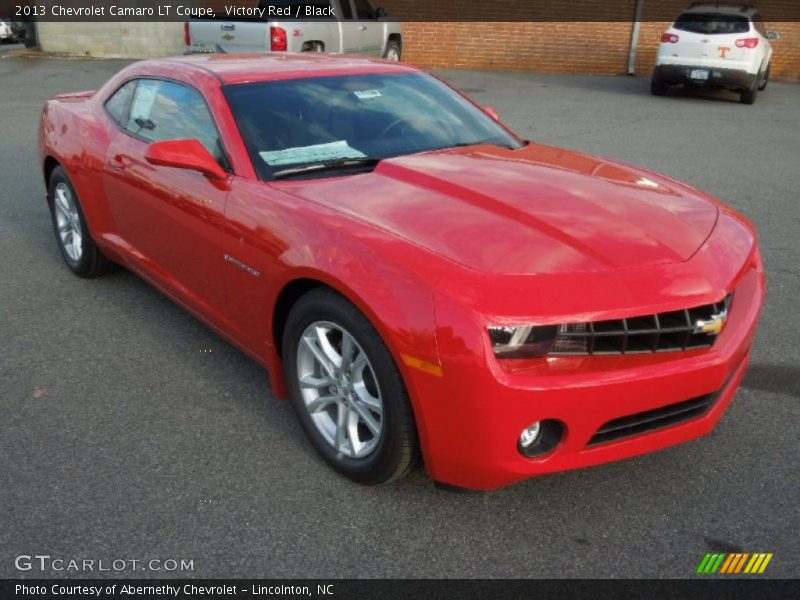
680,4,758,17
152,53,421,85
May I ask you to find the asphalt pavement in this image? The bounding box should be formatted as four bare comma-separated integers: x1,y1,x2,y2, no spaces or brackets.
1,54,798,578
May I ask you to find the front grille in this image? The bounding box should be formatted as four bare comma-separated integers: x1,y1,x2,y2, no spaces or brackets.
588,389,720,446
550,295,733,355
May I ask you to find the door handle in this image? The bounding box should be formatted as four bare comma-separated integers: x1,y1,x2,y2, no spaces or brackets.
109,154,126,171
358,25,367,31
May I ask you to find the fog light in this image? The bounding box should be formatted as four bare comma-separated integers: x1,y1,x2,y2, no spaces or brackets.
517,419,565,458
519,422,542,448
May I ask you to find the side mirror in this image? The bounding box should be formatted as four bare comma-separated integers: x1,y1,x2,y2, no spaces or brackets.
375,6,388,18
483,106,500,121
767,31,780,41
145,139,227,180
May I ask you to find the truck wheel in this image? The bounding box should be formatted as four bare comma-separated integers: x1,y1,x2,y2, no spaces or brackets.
758,63,770,91
383,40,401,61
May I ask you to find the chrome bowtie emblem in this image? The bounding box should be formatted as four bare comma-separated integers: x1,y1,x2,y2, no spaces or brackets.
694,309,728,336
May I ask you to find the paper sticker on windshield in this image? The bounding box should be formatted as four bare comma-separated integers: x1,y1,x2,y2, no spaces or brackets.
259,141,366,167
354,89,382,100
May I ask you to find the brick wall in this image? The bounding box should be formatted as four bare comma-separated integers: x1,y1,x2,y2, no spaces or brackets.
35,1,800,80
382,0,799,80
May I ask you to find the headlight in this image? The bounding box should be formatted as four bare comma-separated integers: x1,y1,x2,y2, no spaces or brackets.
488,324,589,358
488,325,558,359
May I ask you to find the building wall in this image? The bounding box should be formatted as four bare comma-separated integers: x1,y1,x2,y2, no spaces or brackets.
35,0,799,80
37,22,185,58
383,0,799,80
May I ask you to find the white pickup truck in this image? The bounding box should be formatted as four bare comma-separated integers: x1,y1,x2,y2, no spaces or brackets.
186,0,403,60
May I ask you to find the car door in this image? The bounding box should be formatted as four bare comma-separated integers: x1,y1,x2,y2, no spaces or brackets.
352,0,384,55
337,0,362,54
102,78,230,315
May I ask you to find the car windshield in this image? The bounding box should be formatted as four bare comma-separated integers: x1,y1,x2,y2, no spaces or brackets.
222,72,523,180
674,13,750,34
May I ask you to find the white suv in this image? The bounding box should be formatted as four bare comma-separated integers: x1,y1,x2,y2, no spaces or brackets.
652,4,776,104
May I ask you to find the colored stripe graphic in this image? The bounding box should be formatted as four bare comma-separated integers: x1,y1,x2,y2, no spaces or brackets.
758,554,773,573
698,552,773,574
720,554,736,573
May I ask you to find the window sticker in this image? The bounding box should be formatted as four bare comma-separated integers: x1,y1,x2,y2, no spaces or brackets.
259,140,366,166
354,89,382,100
130,83,157,122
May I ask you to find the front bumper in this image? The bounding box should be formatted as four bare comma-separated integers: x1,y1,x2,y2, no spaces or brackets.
406,221,765,490
653,64,757,91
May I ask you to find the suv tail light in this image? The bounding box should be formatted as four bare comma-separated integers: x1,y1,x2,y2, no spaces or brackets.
661,33,679,43
736,37,759,49
271,26,287,51
184,22,191,46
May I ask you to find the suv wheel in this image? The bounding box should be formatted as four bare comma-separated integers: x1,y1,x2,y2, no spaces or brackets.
758,63,770,91
650,78,669,96
740,81,758,105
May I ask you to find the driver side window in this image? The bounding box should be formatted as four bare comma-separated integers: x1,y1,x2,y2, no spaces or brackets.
125,79,221,160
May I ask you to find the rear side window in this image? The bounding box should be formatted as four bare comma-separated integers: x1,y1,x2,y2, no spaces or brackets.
674,13,751,35
340,0,354,20
353,0,375,19
104,80,137,128
126,79,221,158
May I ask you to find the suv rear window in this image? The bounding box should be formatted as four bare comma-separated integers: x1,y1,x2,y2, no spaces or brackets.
674,13,750,35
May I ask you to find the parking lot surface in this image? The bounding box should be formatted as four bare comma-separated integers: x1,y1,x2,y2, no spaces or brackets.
1,55,798,578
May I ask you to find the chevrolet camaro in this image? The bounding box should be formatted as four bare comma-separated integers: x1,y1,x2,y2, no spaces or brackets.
39,54,765,490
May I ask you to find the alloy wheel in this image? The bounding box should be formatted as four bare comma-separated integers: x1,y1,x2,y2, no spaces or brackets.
296,321,384,458
53,182,82,261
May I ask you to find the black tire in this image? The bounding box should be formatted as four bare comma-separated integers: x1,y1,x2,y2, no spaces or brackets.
383,39,402,61
48,166,117,278
650,77,669,96
758,63,770,91
282,288,418,485
740,82,758,105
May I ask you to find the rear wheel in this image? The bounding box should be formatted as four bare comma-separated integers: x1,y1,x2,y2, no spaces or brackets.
740,81,758,105
383,40,401,61
48,166,116,277
758,63,770,91
282,288,417,485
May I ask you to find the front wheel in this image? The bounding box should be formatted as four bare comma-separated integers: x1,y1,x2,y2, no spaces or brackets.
282,289,418,485
383,40,401,61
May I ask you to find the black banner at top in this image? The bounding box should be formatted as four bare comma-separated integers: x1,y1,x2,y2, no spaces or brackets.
2,0,800,22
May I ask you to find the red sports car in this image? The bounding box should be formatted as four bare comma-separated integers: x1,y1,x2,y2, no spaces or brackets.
39,54,765,490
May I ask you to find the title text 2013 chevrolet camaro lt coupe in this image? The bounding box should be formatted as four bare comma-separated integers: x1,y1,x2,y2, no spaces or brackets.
39,54,765,490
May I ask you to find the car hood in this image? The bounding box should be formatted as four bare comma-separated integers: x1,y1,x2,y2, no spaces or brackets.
278,142,719,275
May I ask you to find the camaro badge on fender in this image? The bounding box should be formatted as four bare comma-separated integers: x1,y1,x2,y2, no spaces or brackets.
223,254,260,277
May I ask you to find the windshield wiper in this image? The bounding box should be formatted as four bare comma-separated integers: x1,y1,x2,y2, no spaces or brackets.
272,157,381,180
436,140,516,152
